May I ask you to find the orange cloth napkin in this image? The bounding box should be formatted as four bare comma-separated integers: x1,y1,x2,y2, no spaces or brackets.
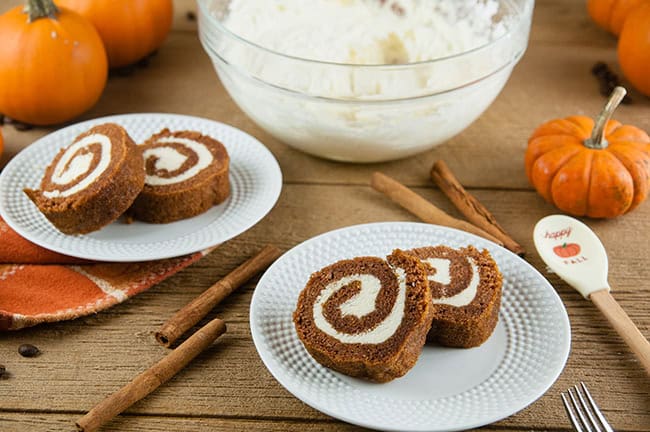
0,217,212,331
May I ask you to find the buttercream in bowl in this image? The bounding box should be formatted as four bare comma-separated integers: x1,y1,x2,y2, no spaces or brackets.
199,0,533,162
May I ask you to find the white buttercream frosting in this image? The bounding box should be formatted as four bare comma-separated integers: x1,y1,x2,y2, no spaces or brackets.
144,136,214,186
424,257,451,285
338,274,381,318
221,0,506,100
313,269,406,344
213,0,522,163
147,147,188,172
424,257,480,307
43,134,111,199
224,0,501,67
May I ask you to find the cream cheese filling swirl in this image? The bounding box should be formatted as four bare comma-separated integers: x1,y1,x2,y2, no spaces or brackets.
43,134,112,199
313,268,406,345
143,136,214,186
424,257,480,307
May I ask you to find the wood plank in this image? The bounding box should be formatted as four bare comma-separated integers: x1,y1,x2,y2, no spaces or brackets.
172,0,198,32
0,413,363,432
0,187,648,431
0,0,27,11
531,0,615,46
0,412,550,432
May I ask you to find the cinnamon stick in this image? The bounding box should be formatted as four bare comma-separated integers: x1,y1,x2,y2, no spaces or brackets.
430,160,525,256
76,318,227,432
156,245,282,347
371,172,504,247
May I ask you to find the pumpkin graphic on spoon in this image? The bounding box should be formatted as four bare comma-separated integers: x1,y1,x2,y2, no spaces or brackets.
553,243,581,258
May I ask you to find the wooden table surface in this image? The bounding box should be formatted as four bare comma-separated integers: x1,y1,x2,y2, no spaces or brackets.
1,1,649,431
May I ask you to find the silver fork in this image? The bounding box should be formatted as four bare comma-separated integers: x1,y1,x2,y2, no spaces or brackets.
560,382,614,432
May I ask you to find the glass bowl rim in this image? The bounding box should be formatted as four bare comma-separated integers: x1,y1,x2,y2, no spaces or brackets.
196,0,535,70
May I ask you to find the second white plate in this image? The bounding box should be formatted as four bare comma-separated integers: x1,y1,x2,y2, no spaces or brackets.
250,222,571,431
0,113,282,262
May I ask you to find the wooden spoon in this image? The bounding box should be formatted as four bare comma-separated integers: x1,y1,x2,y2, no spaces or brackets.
533,214,650,375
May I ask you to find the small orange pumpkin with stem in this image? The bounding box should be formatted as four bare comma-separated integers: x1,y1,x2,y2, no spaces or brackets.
587,0,645,36
56,0,174,68
525,87,650,218
0,0,107,126
618,1,650,96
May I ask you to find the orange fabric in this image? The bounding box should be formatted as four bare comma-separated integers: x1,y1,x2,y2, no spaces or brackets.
0,265,104,315
0,216,212,330
0,221,89,264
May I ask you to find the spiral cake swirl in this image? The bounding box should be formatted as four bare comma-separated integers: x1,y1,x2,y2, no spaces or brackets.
406,246,502,348
24,123,145,234
128,129,230,224
42,134,112,199
294,249,433,382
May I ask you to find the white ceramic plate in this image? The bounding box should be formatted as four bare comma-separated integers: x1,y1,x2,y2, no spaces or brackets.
0,113,282,262
250,222,571,432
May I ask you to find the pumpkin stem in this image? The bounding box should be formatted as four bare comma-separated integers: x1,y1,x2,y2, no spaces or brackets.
23,0,59,22
585,86,627,149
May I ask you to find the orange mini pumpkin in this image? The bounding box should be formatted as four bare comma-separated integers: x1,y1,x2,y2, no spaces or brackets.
618,1,650,96
0,0,107,125
587,0,646,36
57,0,174,68
525,87,650,218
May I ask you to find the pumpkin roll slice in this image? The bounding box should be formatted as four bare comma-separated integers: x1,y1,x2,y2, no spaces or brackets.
293,250,433,383
24,123,145,234
129,129,230,223
405,246,503,348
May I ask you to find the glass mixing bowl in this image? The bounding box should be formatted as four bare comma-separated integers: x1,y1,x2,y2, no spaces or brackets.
198,0,534,163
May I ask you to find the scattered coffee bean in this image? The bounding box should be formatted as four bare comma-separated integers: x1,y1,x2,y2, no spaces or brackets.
591,62,633,104
18,343,40,357
186,11,196,21
0,365,5,378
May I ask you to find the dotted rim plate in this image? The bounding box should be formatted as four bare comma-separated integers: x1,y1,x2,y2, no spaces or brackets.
0,113,282,262
250,222,571,431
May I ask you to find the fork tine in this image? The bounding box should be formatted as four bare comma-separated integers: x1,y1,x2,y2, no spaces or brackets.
574,384,601,432
568,387,597,432
561,392,586,432
580,382,615,432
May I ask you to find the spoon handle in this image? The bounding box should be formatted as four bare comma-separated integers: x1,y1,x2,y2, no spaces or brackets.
590,289,650,375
